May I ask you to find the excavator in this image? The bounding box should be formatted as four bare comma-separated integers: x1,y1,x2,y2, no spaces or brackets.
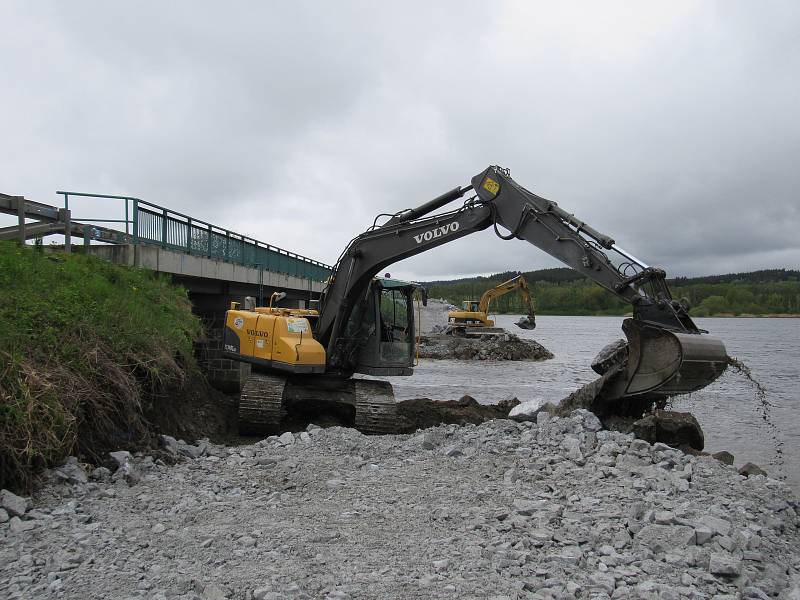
223,165,728,434
447,274,536,333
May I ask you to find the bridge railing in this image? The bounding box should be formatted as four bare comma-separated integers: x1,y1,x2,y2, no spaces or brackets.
56,191,332,282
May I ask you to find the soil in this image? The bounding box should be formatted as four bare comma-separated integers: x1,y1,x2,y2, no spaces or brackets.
147,377,239,444
394,396,520,432
276,395,522,437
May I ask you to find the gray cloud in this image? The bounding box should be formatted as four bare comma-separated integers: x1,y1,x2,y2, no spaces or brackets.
1,1,798,281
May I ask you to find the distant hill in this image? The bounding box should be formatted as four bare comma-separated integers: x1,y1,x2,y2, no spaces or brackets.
423,268,800,317
426,267,800,287
668,269,800,285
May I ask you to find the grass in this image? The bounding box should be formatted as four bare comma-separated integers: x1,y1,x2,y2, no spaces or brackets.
0,242,203,490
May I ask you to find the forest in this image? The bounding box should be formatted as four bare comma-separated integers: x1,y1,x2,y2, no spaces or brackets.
424,269,800,317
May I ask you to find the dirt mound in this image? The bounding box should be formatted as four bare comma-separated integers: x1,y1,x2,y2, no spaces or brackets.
394,395,520,432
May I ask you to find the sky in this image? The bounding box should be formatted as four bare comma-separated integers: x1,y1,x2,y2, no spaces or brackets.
1,1,799,281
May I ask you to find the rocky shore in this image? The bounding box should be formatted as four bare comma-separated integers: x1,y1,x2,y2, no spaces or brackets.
2,410,798,599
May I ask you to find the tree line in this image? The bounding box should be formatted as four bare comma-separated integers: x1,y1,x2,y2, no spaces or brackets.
425,268,800,317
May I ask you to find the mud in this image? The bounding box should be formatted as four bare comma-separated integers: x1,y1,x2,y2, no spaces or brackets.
394,395,520,432
259,394,521,438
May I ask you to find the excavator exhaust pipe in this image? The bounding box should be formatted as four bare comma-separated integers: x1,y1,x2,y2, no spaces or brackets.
621,319,728,397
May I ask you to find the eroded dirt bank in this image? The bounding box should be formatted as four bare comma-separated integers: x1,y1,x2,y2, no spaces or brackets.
2,411,798,599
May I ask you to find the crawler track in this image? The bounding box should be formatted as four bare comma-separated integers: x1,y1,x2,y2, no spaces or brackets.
354,379,398,435
238,373,287,435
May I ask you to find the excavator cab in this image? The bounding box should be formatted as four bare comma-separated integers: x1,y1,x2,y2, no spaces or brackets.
343,278,423,377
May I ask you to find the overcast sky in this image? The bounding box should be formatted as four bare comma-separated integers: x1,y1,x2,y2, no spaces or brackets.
2,1,799,280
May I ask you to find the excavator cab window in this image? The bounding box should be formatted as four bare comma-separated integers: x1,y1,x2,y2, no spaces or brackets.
349,279,417,376
379,288,411,358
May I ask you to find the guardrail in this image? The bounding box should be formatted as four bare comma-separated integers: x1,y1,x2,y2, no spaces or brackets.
56,191,333,282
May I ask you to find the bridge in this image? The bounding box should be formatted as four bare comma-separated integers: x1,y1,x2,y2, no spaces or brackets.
1,190,334,390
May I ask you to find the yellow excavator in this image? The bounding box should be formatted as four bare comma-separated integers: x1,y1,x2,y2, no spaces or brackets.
447,274,536,332
223,165,729,434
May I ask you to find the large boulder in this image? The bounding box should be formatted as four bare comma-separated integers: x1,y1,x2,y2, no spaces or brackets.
0,489,28,517
633,410,704,450
591,339,628,375
508,397,549,422
52,456,88,485
739,462,767,477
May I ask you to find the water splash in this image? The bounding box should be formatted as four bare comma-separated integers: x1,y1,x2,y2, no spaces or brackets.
726,355,785,477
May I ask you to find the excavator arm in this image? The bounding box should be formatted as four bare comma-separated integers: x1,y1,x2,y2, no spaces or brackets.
471,167,697,333
318,166,728,397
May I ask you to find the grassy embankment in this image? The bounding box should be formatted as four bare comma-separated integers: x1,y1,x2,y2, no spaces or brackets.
0,242,203,490
426,268,800,318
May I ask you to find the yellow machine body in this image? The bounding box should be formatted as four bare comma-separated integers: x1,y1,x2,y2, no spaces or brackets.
223,305,326,374
448,301,495,327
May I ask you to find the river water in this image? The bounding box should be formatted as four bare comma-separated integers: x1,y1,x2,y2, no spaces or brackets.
386,315,800,492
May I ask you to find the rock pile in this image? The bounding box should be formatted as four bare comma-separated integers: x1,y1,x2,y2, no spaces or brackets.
418,332,553,361
2,410,798,599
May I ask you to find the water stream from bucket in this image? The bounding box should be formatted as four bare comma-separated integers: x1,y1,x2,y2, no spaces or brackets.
726,356,785,478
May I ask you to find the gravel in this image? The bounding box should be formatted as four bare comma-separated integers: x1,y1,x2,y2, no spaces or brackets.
1,410,799,599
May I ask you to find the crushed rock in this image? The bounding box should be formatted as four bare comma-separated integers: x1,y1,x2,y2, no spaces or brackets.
1,412,798,599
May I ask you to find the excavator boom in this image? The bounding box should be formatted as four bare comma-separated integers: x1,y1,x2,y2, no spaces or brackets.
319,165,727,398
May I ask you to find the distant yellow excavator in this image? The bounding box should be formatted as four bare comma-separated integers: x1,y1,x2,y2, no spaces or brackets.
447,275,536,331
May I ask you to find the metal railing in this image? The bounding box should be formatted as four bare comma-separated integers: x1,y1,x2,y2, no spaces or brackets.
56,191,333,282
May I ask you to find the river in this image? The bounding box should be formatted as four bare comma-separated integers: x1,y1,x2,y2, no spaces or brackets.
385,315,800,493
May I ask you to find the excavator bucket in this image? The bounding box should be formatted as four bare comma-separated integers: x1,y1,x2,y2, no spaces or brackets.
620,319,728,397
515,315,536,330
